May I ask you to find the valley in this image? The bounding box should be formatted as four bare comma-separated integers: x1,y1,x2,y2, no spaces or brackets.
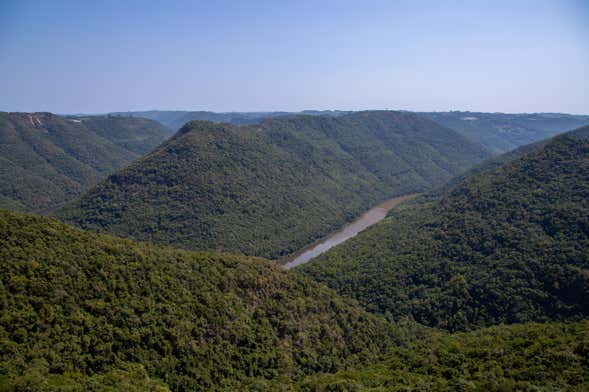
298,128,589,331
282,193,418,269
1,115,588,390
2,3,589,389
55,111,489,259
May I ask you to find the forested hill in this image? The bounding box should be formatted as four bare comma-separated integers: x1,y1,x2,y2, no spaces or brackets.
298,130,589,331
0,209,401,390
56,111,490,259
4,210,588,390
423,111,589,153
109,110,350,131
110,110,589,148
433,124,589,197
77,115,174,154
0,112,171,212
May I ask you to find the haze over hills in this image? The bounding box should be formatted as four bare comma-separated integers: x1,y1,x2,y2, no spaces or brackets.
110,109,589,155
0,112,172,213
77,115,174,155
423,111,589,153
298,127,589,331
109,110,350,131
56,111,490,259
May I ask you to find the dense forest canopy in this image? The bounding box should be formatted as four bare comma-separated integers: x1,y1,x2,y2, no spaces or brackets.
0,210,404,390
292,320,589,391
2,210,588,390
299,130,589,331
56,111,490,259
2,209,588,390
0,112,171,213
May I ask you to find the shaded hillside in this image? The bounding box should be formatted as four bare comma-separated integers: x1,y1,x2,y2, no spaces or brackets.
110,110,350,131
0,210,404,390
0,112,170,213
424,111,589,153
298,132,589,331
57,111,490,259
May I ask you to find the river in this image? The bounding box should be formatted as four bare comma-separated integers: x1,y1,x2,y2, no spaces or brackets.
282,194,417,269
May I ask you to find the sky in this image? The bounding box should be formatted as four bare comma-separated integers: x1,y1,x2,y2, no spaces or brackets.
0,0,588,114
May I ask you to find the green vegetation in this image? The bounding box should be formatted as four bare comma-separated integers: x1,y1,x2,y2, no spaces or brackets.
292,320,589,391
424,111,589,153
299,132,589,331
0,210,404,390
0,112,171,213
79,115,173,155
5,113,587,390
109,110,350,131
2,210,587,390
57,111,490,259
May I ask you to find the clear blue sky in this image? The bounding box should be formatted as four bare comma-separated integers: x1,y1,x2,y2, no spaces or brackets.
1,0,588,114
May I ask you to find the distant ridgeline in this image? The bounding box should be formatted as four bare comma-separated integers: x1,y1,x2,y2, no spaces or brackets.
109,109,351,131
110,110,589,154
298,126,589,331
423,111,589,153
56,111,491,259
0,112,172,212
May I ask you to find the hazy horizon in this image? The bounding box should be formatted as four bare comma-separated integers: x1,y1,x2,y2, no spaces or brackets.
1,0,588,114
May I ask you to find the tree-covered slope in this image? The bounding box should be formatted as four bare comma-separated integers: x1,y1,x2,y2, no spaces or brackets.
77,115,173,155
57,111,490,259
298,132,589,331
4,211,585,391
0,112,171,213
0,210,403,390
110,110,350,131
424,111,589,153
292,320,589,391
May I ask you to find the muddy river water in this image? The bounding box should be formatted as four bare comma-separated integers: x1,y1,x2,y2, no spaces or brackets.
283,194,417,269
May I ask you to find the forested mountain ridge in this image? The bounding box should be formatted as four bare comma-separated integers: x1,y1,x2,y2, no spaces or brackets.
77,115,173,154
423,111,589,153
109,110,350,131
430,124,589,201
110,110,589,151
0,209,404,390
56,111,490,259
298,130,589,331
0,112,171,212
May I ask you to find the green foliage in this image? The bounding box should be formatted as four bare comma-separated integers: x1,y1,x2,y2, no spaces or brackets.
291,321,589,391
299,134,589,331
0,112,171,213
78,115,173,155
0,210,402,390
0,361,169,391
56,111,490,259
424,111,589,153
